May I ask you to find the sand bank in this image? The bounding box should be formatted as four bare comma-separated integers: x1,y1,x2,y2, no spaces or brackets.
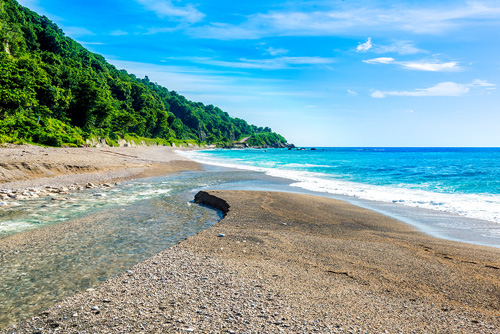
4,190,499,333
0,145,201,191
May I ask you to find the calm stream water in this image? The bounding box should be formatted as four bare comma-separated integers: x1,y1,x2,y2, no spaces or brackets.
0,170,266,328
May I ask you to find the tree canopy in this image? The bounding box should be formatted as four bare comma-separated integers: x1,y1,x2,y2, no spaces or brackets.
0,0,288,147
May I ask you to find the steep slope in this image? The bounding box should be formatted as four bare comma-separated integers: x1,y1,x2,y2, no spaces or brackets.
0,0,288,147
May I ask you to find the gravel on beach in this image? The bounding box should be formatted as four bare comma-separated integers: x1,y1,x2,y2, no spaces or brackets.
3,190,499,333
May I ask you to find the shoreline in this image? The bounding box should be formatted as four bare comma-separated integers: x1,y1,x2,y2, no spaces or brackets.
1,146,500,332
3,190,499,333
178,149,500,249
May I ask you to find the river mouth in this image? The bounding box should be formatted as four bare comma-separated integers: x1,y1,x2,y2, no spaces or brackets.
0,168,293,329
0,170,247,329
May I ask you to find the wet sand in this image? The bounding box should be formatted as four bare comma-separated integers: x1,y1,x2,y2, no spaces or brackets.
3,190,499,333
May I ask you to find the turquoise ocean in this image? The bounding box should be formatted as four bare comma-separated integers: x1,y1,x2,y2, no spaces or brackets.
180,147,500,247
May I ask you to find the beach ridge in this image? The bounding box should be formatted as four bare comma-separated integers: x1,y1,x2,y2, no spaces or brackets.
0,145,201,194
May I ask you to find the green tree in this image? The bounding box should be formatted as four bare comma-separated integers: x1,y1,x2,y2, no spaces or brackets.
0,0,287,147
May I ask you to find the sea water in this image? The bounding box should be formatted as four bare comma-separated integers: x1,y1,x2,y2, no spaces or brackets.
180,147,500,247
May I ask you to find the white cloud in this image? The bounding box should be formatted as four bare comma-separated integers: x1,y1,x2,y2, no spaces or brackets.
110,30,129,36
356,38,372,52
79,41,105,45
371,80,494,98
145,26,182,35
188,2,500,40
371,90,387,98
62,26,95,38
363,57,395,64
107,59,256,95
364,57,460,72
401,61,459,71
374,41,426,55
265,47,289,56
169,56,335,70
347,89,358,96
469,79,496,88
134,0,205,23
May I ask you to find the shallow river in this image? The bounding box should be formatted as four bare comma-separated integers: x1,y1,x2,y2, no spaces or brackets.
0,169,269,328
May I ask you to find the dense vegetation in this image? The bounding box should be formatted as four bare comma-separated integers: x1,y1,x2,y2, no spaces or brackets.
0,0,288,147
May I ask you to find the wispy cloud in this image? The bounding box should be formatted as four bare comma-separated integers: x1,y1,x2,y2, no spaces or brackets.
364,57,395,64
265,47,289,56
168,56,335,70
134,0,205,23
402,61,459,71
62,26,95,38
188,2,500,40
371,80,495,98
356,38,372,52
347,89,358,96
469,79,496,89
107,59,253,96
357,39,426,55
145,26,183,35
373,41,427,55
110,30,129,36
79,41,105,46
364,57,460,72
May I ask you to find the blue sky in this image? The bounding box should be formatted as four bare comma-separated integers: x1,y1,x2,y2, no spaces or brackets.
18,0,500,146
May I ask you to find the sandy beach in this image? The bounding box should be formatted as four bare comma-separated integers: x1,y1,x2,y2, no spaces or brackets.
0,144,200,191
1,146,500,333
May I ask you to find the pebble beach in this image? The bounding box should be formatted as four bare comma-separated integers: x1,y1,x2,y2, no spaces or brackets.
1,146,499,333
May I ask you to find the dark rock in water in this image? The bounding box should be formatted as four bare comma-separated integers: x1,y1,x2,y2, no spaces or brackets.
194,191,230,217
311,148,317,151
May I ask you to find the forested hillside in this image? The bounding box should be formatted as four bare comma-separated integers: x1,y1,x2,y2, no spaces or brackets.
0,0,288,147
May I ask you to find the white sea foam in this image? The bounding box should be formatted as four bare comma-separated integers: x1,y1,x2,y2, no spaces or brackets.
282,163,334,168
180,150,500,224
